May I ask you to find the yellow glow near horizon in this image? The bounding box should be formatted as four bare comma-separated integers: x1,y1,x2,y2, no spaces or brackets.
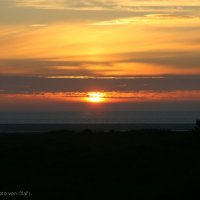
86,92,105,103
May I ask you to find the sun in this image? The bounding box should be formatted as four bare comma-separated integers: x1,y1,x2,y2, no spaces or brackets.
86,92,105,103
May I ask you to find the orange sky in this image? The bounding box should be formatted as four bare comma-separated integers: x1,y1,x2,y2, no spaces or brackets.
0,0,200,111
1,1,200,77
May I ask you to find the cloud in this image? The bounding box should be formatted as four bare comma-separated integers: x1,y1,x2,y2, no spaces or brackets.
1,75,200,94
92,14,200,25
1,1,200,26
0,58,112,76
0,58,111,67
1,50,200,76
10,0,117,10
30,24,49,27
10,0,200,11
116,51,200,69
0,89,5,92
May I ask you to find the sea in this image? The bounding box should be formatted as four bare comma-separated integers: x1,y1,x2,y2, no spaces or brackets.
0,111,199,133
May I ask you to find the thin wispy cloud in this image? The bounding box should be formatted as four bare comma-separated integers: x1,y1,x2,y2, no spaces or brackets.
10,0,200,11
92,14,200,26
10,0,116,10
30,24,49,27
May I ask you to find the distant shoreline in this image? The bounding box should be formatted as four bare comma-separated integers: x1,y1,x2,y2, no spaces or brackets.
0,123,195,133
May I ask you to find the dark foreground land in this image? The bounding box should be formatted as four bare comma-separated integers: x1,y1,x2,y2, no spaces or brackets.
0,129,200,199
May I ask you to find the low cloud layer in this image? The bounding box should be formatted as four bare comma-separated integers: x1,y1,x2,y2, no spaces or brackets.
1,50,200,76
1,75,200,94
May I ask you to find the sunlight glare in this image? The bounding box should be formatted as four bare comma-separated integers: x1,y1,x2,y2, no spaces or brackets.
86,92,105,103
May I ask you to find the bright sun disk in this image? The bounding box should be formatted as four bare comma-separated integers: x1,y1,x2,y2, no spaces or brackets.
87,92,105,103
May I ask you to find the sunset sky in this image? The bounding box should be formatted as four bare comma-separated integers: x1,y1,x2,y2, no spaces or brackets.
1,0,200,111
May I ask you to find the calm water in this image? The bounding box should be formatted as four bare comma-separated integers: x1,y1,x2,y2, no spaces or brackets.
0,111,199,124
0,111,199,132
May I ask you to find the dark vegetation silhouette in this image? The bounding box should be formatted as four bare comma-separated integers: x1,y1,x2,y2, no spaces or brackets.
192,119,200,135
195,119,200,130
0,127,200,199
